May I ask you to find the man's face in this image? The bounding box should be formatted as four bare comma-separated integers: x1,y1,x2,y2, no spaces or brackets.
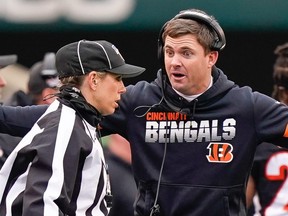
164,34,217,95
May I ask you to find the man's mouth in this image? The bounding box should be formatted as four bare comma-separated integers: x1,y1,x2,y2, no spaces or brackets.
171,72,185,79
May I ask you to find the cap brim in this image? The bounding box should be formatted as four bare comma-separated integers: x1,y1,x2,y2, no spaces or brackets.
0,55,18,69
107,63,146,78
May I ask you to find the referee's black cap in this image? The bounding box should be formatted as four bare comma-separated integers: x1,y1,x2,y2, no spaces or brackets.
56,39,145,79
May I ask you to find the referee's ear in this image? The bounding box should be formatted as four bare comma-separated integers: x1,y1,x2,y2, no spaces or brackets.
88,71,98,91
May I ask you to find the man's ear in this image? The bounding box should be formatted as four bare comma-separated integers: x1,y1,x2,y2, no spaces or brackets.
208,51,218,67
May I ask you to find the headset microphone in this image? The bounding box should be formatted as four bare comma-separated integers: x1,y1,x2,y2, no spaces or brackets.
179,108,191,115
162,95,191,115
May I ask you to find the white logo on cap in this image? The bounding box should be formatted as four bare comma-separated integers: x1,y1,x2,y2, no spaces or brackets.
112,45,125,61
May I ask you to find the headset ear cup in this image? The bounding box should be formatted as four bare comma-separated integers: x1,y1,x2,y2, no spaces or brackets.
157,22,168,66
157,40,164,66
213,39,222,51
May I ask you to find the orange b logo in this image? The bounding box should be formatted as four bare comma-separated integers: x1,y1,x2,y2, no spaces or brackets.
206,143,233,163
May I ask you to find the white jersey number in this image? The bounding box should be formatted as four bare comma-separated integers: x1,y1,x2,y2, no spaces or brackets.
265,152,288,215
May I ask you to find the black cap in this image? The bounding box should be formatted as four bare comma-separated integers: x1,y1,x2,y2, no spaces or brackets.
56,40,145,79
28,53,59,95
0,55,17,69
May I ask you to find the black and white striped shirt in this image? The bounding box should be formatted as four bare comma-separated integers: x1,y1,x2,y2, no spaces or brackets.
0,100,110,216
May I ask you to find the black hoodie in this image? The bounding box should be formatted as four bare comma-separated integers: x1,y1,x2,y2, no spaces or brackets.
100,67,288,216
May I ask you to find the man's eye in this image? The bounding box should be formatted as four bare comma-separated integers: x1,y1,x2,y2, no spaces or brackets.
183,50,191,56
165,50,173,56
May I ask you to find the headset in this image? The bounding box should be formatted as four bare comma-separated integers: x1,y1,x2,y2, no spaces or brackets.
157,8,226,63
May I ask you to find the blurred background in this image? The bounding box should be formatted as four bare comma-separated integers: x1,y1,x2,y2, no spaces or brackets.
0,0,288,101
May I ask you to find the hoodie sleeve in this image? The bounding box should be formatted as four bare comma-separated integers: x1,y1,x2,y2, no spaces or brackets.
0,105,48,137
253,91,288,146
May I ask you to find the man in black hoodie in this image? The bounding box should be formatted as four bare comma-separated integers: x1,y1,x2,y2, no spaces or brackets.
1,9,288,216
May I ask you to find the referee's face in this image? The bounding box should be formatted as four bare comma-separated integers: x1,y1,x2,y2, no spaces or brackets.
89,72,126,116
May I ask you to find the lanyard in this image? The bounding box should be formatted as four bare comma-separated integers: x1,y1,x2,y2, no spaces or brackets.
103,163,113,208
97,128,113,208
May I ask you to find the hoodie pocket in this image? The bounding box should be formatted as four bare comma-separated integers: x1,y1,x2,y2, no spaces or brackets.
134,181,246,216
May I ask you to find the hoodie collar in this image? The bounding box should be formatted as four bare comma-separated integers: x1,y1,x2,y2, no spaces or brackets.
172,76,213,102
